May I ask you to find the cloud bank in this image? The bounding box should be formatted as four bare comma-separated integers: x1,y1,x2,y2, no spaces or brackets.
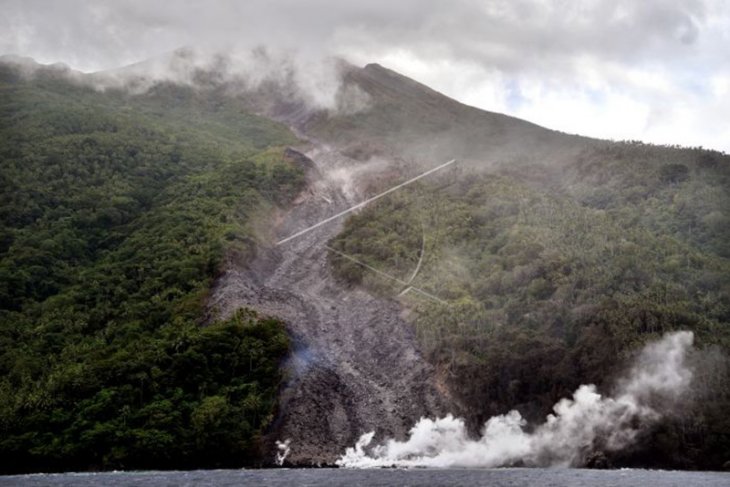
2,1,729,151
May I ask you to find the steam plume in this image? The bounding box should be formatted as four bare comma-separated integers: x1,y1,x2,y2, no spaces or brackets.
275,439,291,466
337,331,694,468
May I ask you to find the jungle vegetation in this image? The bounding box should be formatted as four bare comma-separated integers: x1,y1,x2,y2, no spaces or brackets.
0,63,304,473
329,142,730,469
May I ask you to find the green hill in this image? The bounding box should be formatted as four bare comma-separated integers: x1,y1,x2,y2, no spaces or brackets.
328,122,730,468
0,61,304,472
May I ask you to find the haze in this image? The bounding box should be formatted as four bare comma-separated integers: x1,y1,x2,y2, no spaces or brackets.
2,1,729,148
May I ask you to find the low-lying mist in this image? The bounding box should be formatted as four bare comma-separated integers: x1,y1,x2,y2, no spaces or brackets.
1,46,372,118
337,331,695,468
95,47,371,116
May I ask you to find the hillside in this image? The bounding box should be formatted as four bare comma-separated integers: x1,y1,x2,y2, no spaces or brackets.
304,63,590,169
325,67,730,468
0,53,728,472
0,59,306,472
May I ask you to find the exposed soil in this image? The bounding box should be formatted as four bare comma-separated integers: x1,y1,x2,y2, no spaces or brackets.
207,145,448,465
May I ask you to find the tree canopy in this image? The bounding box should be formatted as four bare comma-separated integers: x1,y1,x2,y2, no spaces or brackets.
0,65,304,473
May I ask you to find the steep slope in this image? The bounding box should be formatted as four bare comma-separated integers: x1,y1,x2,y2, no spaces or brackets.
208,146,448,465
322,66,730,468
304,63,592,169
0,59,305,473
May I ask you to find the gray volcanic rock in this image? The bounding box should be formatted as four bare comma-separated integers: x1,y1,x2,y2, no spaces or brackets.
207,145,448,465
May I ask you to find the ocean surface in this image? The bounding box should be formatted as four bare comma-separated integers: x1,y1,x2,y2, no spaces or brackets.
1,468,729,487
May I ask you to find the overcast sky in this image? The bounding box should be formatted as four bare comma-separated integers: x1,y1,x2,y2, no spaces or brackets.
3,0,729,152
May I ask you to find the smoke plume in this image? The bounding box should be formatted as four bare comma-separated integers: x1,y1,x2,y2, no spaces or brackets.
275,439,291,466
337,331,694,468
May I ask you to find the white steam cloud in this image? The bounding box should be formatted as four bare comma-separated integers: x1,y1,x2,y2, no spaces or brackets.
337,331,694,468
275,438,291,466
92,47,371,116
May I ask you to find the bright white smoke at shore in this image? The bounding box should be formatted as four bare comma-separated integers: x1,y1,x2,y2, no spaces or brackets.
337,331,694,468
275,439,291,466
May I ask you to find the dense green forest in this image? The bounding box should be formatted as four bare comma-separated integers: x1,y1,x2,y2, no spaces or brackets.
329,144,730,469
0,64,304,473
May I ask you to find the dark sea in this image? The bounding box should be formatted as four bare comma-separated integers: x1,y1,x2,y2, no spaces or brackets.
1,468,728,487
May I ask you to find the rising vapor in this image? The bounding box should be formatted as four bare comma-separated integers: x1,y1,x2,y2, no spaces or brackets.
337,331,695,468
275,439,291,466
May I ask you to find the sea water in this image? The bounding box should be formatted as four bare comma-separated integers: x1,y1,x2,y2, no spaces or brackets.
2,468,729,487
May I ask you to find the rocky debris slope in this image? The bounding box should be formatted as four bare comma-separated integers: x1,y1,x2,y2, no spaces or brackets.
207,147,447,465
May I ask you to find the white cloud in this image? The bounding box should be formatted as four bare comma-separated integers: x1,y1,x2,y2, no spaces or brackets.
1,0,728,151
